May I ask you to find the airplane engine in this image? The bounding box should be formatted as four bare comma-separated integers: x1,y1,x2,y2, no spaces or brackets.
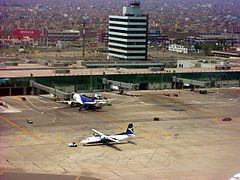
100,135,108,142
68,101,75,106
110,85,119,91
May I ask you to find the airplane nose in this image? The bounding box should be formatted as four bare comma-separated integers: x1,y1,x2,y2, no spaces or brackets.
81,140,87,144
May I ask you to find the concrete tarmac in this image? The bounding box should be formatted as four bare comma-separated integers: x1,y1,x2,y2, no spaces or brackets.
0,88,240,180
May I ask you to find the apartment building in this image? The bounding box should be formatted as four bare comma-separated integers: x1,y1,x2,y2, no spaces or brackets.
47,30,80,46
168,44,202,54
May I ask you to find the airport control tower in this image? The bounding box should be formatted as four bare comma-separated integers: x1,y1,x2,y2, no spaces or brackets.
108,2,148,61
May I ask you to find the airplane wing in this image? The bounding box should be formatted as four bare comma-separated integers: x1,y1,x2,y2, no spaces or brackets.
91,129,120,143
84,101,97,105
106,136,120,143
94,99,112,106
92,129,104,136
57,100,78,105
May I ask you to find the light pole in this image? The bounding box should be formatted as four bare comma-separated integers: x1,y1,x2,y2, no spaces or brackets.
82,15,89,58
90,68,92,92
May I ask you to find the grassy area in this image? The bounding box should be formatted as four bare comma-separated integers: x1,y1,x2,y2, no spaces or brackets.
0,47,18,52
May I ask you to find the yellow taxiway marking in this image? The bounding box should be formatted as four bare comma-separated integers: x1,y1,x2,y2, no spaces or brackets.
95,111,146,133
75,175,81,180
43,141,49,144
9,132,19,145
33,131,62,146
148,128,169,140
0,115,39,140
17,132,23,143
10,96,22,101
150,134,158,138
52,135,61,146
16,132,29,145
64,138,69,145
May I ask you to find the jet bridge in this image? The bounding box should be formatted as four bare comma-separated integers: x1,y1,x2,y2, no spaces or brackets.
29,80,71,100
102,78,139,94
172,76,209,89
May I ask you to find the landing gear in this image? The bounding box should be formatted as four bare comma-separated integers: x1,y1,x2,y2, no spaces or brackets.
79,105,84,111
78,105,101,111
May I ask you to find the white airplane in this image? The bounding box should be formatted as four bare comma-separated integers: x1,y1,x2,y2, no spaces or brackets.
230,173,240,180
58,91,112,110
81,123,134,145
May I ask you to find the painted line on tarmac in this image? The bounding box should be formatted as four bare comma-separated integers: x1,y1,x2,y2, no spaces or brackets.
32,96,47,103
17,132,28,145
64,138,69,145
9,132,19,145
10,96,22,101
0,115,39,140
75,175,81,180
179,103,221,125
25,97,37,108
118,97,140,105
34,131,62,146
149,128,169,140
95,112,146,133
51,134,61,146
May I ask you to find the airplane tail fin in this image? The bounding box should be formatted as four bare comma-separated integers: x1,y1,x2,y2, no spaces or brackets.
73,93,83,104
91,91,96,99
125,123,134,135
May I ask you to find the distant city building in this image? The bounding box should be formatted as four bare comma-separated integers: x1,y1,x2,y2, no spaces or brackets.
148,29,168,43
168,44,202,54
47,30,80,46
108,2,148,61
177,59,216,68
211,51,240,58
97,29,108,43
177,59,232,71
187,36,238,44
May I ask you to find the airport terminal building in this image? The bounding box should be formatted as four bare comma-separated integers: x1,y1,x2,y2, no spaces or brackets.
108,2,148,61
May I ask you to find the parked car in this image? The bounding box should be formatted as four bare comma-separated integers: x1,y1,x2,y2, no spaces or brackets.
27,119,33,124
222,117,232,121
68,142,77,147
153,117,159,121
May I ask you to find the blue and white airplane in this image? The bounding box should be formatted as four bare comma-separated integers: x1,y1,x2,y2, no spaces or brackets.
81,123,135,145
58,91,112,110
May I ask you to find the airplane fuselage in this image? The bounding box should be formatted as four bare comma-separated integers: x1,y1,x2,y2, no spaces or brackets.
81,134,134,145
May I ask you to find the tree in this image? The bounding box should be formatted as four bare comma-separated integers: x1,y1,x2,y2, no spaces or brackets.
194,43,203,50
202,44,210,55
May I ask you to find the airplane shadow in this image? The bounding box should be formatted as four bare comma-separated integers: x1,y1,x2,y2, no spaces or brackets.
106,144,122,151
84,143,123,151
95,109,108,112
83,141,136,151
58,106,74,110
127,140,137,145
58,107,106,112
